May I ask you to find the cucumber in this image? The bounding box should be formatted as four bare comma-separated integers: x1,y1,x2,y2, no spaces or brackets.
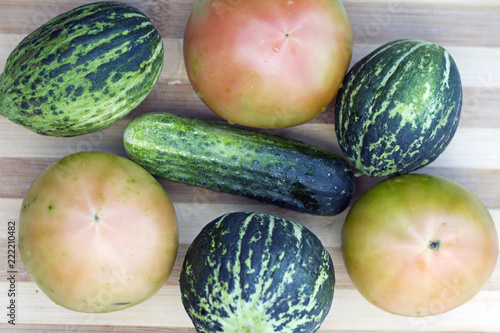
0,2,163,137
123,112,355,216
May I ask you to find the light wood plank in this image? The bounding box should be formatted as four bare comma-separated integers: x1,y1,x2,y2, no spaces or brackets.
2,119,499,171
344,0,500,7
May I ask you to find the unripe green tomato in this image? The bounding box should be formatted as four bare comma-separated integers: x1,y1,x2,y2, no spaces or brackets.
19,151,179,313
342,174,498,317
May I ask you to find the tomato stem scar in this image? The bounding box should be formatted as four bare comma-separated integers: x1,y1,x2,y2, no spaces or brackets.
429,240,440,251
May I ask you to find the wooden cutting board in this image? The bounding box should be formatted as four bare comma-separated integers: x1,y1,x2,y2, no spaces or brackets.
1,0,499,332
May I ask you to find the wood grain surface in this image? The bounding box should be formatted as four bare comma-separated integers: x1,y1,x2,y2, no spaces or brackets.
1,0,499,332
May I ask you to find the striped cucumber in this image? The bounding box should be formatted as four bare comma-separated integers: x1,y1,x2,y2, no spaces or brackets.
335,39,462,177
123,112,355,216
0,2,163,136
180,212,335,333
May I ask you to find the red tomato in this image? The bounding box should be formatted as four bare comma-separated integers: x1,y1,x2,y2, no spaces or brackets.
341,174,498,317
183,0,353,128
18,152,178,313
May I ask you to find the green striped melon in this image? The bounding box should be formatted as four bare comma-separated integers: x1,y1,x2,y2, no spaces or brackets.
335,39,462,177
0,2,163,137
180,212,335,333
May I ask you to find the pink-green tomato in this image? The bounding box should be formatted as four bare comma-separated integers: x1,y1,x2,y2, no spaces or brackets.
183,0,353,128
342,174,498,317
18,151,178,313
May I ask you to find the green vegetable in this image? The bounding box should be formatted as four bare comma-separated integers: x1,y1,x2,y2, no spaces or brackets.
335,39,462,177
123,112,355,216
180,212,335,333
0,2,163,136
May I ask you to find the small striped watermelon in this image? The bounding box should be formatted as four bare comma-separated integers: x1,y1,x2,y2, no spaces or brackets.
335,39,462,177
0,2,163,137
180,212,335,333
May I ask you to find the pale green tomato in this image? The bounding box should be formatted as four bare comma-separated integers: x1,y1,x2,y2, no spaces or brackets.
19,151,178,313
342,174,498,317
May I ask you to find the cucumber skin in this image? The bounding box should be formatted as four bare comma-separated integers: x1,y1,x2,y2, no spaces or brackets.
123,112,355,216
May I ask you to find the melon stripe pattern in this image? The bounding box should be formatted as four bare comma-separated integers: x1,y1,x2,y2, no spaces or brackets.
335,39,462,177
0,2,163,136
180,212,335,333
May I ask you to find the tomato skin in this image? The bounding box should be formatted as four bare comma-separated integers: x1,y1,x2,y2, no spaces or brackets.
18,152,179,313
183,0,353,128
341,174,498,317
